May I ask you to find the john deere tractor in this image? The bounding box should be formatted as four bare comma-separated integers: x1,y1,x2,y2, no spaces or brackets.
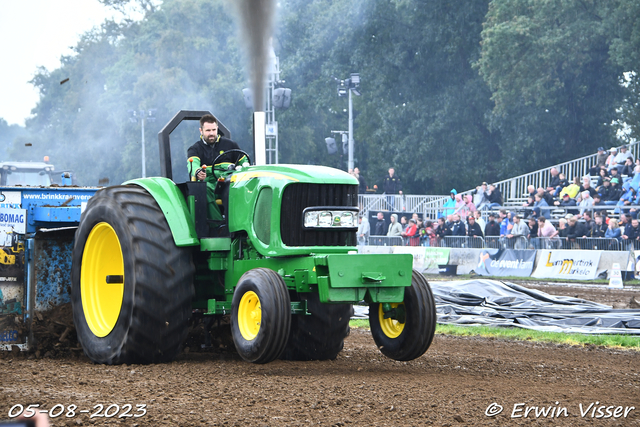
71,111,436,365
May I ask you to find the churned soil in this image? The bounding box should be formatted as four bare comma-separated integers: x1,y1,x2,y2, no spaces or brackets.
1,283,640,426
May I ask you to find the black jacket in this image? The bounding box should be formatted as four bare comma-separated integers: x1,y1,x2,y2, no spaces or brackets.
435,224,450,239
622,163,635,177
590,222,607,238
488,188,503,205
357,175,367,194
599,185,621,202
382,174,402,194
567,222,588,240
557,178,569,188
187,136,244,175
373,219,387,236
451,220,466,236
623,224,640,241
467,222,483,238
484,220,500,237
557,198,579,215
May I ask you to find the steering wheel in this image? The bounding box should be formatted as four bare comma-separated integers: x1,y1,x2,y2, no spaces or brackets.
212,149,252,170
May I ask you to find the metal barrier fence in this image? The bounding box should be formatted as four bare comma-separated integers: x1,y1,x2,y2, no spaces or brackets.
367,236,404,246
484,236,529,250
365,235,628,250
574,237,623,251
442,236,485,248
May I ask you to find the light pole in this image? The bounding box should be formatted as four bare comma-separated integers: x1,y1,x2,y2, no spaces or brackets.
335,73,361,171
129,109,156,177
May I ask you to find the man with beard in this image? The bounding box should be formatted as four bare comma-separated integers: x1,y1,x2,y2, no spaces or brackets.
188,114,247,221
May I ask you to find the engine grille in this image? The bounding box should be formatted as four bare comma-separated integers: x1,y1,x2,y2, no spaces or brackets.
280,183,358,247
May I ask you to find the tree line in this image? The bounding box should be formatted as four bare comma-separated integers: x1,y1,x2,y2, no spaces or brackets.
2,0,639,194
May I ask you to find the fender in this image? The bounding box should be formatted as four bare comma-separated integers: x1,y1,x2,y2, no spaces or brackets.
124,177,198,246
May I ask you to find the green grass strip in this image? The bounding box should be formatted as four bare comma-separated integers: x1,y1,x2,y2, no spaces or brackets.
349,319,640,350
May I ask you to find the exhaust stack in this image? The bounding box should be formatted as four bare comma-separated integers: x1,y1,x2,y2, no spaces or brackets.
253,111,266,166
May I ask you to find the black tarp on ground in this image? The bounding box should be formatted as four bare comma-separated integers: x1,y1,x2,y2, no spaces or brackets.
352,280,640,335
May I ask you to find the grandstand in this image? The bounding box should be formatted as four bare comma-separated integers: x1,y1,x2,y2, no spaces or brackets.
358,142,640,250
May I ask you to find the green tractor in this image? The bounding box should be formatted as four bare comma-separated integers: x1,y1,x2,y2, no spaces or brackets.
71,110,436,365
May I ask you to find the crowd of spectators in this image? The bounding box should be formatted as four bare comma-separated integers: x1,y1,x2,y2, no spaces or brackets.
356,147,640,249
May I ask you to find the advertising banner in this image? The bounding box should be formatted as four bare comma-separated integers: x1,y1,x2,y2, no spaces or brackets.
531,250,602,280
476,248,536,277
424,247,450,269
0,204,27,347
0,191,22,209
393,246,427,270
0,207,27,234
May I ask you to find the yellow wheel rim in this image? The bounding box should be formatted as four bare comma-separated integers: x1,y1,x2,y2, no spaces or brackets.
81,222,125,337
238,291,261,341
378,303,405,338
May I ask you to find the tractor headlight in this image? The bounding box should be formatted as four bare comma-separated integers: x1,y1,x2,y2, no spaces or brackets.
302,207,359,230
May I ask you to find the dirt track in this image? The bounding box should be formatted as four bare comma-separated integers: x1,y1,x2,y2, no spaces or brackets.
2,281,640,426
2,330,639,425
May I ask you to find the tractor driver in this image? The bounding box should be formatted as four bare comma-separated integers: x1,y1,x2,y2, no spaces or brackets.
187,114,247,221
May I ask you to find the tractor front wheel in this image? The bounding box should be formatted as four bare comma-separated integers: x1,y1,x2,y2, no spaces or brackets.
71,185,195,364
369,270,436,361
231,268,291,363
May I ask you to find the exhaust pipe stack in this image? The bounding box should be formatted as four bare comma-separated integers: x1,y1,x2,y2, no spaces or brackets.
253,111,266,166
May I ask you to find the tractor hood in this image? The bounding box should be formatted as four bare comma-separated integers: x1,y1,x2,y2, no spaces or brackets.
229,164,357,186
228,164,359,257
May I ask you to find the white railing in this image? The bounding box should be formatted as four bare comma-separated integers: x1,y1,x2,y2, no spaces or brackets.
488,141,640,202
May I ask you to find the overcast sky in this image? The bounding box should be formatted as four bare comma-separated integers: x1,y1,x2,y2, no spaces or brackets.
0,0,117,126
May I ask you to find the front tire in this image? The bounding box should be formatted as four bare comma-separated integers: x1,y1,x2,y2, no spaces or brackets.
231,268,291,363
71,185,195,364
369,270,436,361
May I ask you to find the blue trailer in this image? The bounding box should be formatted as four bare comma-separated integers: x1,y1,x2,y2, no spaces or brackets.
0,185,99,350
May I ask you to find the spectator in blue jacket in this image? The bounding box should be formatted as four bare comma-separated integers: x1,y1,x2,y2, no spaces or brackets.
442,189,457,217
451,214,467,236
531,193,551,219
498,210,512,236
605,218,622,243
614,186,638,215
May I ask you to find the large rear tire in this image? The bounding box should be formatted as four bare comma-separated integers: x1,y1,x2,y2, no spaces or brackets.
369,270,436,361
280,293,352,361
231,268,291,363
71,185,195,364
